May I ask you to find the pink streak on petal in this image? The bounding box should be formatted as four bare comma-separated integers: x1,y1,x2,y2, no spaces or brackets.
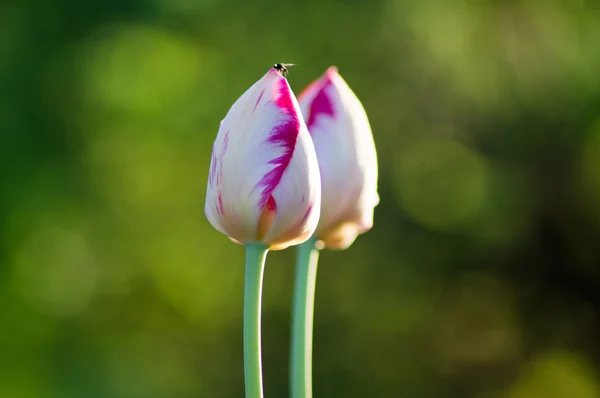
256,77,301,209
253,89,265,112
209,146,217,187
221,131,230,156
306,79,335,131
217,164,223,186
274,78,295,112
299,67,339,133
286,197,315,236
217,190,225,215
301,198,314,224
216,131,230,187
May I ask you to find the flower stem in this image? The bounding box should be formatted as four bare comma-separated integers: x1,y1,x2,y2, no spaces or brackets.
290,237,320,398
244,243,269,398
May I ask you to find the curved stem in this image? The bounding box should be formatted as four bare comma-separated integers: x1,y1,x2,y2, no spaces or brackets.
290,237,320,398
244,243,269,398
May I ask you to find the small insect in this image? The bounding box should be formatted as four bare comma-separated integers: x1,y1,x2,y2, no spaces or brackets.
273,63,295,78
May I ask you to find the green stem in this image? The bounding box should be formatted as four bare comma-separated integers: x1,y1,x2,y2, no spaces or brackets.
290,237,320,398
244,243,269,398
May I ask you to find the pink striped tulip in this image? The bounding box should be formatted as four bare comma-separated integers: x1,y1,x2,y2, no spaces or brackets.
205,67,321,251
298,67,379,249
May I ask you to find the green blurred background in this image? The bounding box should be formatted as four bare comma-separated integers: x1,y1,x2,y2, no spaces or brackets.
3,0,600,397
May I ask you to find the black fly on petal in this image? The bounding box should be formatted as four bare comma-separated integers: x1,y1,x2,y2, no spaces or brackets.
273,63,295,78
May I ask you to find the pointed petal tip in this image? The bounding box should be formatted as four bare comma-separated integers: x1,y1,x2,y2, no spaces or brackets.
326,66,339,76
266,68,285,81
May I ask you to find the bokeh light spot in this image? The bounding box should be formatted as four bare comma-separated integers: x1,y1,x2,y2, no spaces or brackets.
394,137,488,230
80,25,203,114
509,351,600,398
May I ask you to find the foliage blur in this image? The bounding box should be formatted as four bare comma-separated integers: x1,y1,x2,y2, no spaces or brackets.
2,0,600,397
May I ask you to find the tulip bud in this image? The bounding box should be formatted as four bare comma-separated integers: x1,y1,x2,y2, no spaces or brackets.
205,68,321,251
298,67,378,249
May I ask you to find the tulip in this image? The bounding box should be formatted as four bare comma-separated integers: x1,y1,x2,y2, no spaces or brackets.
205,66,321,398
290,67,378,398
298,66,378,249
205,68,321,251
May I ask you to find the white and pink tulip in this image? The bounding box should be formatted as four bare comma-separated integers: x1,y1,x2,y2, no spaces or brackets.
298,67,379,249
205,67,321,251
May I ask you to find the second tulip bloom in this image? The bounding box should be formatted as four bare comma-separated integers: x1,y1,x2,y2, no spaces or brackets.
298,67,379,249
